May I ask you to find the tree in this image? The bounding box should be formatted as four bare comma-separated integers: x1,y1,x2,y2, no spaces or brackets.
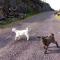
3,0,10,17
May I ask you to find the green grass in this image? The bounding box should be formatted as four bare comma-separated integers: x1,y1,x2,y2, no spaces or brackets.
0,12,39,28
0,18,21,28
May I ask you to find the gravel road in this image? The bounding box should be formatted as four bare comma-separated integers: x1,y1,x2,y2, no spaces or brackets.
0,11,60,60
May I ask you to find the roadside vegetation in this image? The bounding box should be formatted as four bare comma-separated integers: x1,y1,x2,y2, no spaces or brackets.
0,0,53,28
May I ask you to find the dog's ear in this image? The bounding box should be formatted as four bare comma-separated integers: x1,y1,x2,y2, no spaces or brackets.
51,33,54,35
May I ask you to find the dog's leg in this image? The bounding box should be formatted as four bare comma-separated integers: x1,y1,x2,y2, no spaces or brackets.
53,41,59,48
15,36,20,40
25,33,29,40
15,34,19,40
44,45,48,54
27,35,29,40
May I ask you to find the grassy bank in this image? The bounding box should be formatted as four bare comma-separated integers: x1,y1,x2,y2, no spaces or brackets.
0,12,39,28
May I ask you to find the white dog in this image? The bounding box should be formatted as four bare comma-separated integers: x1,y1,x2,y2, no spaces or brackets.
12,27,29,40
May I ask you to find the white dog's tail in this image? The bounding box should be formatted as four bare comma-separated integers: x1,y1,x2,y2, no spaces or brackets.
26,27,29,31
26,27,31,32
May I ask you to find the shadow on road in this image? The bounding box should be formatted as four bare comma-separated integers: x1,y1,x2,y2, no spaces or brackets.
48,46,60,54
0,37,12,48
14,36,41,43
0,35,41,49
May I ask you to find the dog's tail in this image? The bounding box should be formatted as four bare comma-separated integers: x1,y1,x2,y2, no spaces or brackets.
26,27,31,32
26,27,29,31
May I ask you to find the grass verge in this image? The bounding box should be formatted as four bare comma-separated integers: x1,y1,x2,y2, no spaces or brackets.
0,12,39,28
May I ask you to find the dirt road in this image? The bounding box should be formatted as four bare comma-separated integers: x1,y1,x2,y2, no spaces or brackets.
0,11,60,60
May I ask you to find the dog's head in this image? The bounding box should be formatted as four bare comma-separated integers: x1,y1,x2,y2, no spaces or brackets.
12,28,16,32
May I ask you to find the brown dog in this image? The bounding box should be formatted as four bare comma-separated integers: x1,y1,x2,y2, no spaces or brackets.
37,33,59,54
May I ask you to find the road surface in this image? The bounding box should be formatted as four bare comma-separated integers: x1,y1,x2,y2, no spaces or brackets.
0,11,60,60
